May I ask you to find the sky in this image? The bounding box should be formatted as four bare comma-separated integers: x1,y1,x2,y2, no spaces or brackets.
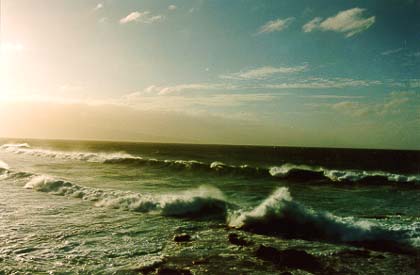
0,0,419,149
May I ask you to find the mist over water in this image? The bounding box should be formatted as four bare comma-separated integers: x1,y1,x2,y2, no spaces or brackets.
0,139,419,274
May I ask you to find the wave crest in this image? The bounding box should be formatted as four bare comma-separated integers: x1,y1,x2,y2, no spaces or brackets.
21,175,417,252
2,143,418,185
228,187,407,245
1,143,141,163
24,176,229,217
270,164,419,184
0,159,9,171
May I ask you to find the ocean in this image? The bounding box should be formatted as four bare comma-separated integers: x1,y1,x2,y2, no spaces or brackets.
0,139,418,274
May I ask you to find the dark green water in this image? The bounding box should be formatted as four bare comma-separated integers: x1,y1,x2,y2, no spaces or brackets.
0,139,418,274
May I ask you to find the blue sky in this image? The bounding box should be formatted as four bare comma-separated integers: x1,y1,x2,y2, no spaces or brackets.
1,0,419,149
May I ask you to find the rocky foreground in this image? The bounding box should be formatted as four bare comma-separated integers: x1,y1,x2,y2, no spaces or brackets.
116,228,419,275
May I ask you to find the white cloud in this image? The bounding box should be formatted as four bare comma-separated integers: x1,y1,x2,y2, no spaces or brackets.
302,17,322,33
221,65,308,80
381,47,404,56
301,95,365,99
264,78,381,89
134,77,381,97
119,11,164,24
258,17,294,34
124,92,277,111
331,91,416,117
303,8,375,37
94,3,103,11
137,83,238,95
168,5,177,11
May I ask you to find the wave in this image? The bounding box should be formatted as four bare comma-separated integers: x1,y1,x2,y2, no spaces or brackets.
2,143,418,185
0,160,10,179
0,159,9,171
24,175,230,218
227,187,417,253
4,171,414,252
1,143,142,163
269,164,419,185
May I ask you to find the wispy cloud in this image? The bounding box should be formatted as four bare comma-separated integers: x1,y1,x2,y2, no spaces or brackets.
303,8,375,37
331,91,416,117
124,92,277,110
134,83,239,96
264,78,381,89
381,47,404,56
301,94,365,99
94,3,103,11
119,11,164,24
168,5,177,11
137,77,382,96
257,17,294,34
220,65,308,80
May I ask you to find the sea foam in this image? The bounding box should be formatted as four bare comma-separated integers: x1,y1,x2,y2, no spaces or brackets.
1,143,141,163
227,187,392,243
0,159,9,170
24,175,230,217
21,174,416,250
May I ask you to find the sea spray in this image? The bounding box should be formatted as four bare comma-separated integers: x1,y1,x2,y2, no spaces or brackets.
227,187,406,245
0,159,9,170
23,174,414,249
24,175,230,217
1,143,141,163
0,159,9,179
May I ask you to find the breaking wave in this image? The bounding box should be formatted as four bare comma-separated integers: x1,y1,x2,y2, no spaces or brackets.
229,187,384,241
0,143,141,163
0,159,9,171
24,175,230,218
0,159,9,179
5,171,415,252
227,187,417,253
269,164,419,185
2,143,418,185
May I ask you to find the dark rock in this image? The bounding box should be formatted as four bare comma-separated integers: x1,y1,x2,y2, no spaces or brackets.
156,267,192,275
280,249,321,271
173,233,191,242
255,245,281,262
255,245,321,272
134,260,165,274
336,249,371,258
228,233,252,246
192,258,209,265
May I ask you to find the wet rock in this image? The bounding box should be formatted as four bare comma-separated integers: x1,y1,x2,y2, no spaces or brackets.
336,249,371,258
192,258,209,265
228,233,252,246
349,240,416,255
134,260,165,274
255,245,321,272
173,233,191,242
156,267,192,275
255,245,280,262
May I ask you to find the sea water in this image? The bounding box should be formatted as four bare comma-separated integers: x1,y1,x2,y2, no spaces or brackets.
0,139,418,274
